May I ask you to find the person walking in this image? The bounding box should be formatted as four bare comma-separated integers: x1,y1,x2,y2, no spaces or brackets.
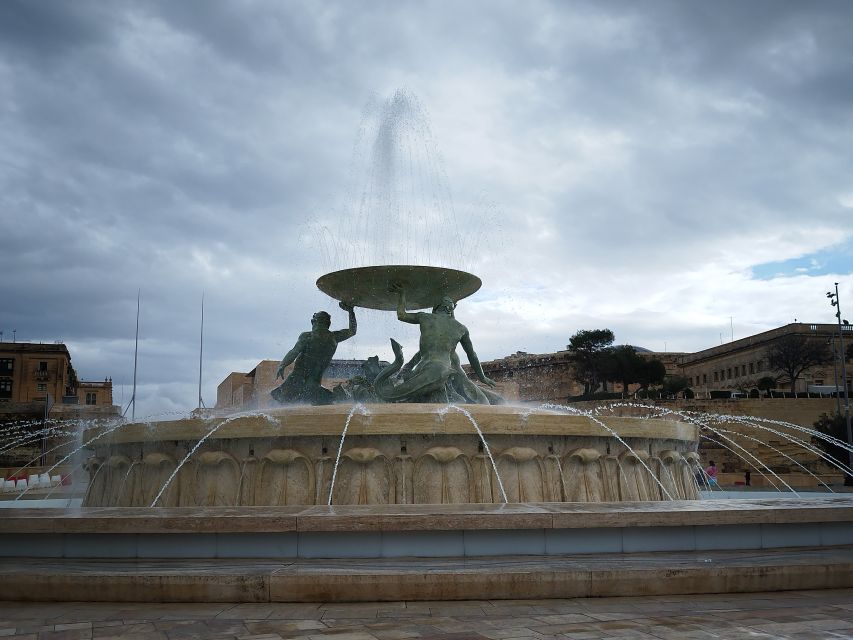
705,460,719,486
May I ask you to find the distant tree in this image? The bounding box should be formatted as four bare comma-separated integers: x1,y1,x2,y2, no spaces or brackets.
767,335,831,394
812,413,853,486
636,358,666,395
568,329,615,397
602,345,646,396
757,376,777,394
662,375,690,397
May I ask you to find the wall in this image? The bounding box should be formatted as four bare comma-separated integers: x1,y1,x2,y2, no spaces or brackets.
0,343,72,403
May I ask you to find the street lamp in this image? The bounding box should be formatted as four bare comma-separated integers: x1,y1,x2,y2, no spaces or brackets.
827,283,852,485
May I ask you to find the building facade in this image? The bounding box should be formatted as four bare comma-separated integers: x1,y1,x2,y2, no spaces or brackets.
679,323,853,395
0,341,117,414
475,349,683,403
0,343,76,403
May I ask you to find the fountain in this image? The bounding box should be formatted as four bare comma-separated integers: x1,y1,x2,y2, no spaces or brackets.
80,264,701,508
1,90,852,603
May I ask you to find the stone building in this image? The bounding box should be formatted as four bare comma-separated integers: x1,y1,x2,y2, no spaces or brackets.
475,323,851,403
679,322,853,396
0,342,76,403
0,341,117,414
475,348,682,403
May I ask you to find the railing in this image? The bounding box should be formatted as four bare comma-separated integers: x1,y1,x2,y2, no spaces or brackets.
79,381,111,388
34,370,49,381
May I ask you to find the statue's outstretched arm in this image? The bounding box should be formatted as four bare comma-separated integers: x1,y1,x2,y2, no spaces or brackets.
460,332,496,387
277,334,307,378
334,301,357,341
393,285,419,324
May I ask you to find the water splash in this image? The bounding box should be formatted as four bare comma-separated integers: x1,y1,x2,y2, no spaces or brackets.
552,453,567,500
712,425,833,492
149,411,276,508
540,402,675,501
443,404,508,503
14,418,130,501
593,401,852,490
328,403,369,505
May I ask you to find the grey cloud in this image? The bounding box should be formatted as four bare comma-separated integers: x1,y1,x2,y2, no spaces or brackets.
2,1,852,415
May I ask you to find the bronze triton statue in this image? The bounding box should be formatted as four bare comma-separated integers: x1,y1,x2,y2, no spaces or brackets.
270,302,356,405
373,285,497,403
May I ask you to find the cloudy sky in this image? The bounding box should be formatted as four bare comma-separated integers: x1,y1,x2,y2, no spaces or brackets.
2,1,852,418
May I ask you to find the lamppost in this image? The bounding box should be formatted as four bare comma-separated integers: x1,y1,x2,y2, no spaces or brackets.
830,336,842,417
827,283,852,485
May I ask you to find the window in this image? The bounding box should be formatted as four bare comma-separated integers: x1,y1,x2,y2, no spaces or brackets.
0,379,11,399
749,362,754,375
37,383,47,392
714,371,719,382
727,368,732,379
85,392,97,405
703,374,707,384
757,360,764,372
38,361,47,371
0,358,12,375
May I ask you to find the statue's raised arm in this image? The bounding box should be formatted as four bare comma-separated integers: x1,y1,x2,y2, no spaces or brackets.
391,283,420,324
333,301,357,341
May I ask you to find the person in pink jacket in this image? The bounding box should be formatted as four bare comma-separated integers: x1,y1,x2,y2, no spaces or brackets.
705,461,718,486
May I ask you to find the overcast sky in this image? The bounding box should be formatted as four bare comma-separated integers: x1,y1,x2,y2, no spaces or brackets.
2,1,852,419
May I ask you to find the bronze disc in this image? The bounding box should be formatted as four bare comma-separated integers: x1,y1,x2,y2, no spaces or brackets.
316,265,482,310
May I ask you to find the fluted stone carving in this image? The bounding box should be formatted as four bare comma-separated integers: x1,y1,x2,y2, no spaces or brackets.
82,406,700,506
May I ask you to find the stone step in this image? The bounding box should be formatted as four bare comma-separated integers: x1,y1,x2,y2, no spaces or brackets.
2,546,852,602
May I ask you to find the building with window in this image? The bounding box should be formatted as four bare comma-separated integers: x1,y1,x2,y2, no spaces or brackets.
0,341,118,418
679,322,853,395
474,323,851,402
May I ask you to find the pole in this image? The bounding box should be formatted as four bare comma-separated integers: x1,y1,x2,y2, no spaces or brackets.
832,336,842,417
198,292,205,410
132,290,139,421
832,283,852,485
124,290,140,420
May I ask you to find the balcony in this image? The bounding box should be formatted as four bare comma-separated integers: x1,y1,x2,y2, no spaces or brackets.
34,370,50,381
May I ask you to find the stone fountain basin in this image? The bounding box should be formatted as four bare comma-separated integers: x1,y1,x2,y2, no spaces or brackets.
82,404,700,507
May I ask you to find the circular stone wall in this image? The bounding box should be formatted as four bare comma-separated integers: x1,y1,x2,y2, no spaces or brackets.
82,404,701,507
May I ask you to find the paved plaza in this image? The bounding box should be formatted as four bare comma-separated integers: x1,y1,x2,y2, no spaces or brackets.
0,589,852,640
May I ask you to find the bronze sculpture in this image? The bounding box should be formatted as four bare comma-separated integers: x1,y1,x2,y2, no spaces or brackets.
270,302,356,405
373,286,497,403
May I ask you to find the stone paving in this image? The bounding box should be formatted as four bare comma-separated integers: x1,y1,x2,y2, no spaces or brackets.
0,589,852,640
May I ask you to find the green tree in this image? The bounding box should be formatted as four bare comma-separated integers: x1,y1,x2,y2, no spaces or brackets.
602,345,646,396
812,413,853,486
757,376,777,396
636,358,666,395
767,335,831,394
662,375,690,397
568,329,615,397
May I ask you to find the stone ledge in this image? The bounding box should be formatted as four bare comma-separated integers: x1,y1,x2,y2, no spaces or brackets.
2,546,852,602
1,497,852,534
